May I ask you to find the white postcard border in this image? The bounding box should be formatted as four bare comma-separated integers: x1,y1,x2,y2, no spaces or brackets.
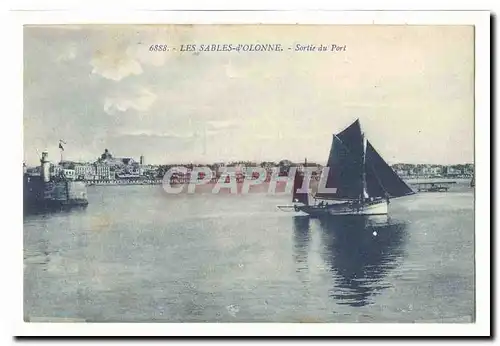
5,9,490,337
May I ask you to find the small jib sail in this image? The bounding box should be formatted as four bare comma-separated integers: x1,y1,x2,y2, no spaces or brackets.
315,119,414,201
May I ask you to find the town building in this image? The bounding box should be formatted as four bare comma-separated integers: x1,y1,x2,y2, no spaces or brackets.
445,167,462,176
50,164,63,177
429,166,442,175
62,169,76,180
74,164,96,180
95,164,112,180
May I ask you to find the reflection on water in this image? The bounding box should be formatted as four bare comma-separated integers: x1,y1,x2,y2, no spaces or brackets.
24,186,474,322
292,216,311,273
293,215,407,307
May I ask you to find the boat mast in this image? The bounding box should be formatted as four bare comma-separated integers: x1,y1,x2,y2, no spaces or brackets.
361,133,368,202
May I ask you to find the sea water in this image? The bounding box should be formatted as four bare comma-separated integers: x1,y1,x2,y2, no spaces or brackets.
23,181,474,322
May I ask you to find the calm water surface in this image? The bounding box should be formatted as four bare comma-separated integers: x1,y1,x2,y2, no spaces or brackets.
24,182,474,322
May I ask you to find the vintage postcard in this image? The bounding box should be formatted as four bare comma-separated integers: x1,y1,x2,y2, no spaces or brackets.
18,11,490,337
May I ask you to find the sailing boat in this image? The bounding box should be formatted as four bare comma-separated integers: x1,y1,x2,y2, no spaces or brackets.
288,119,415,216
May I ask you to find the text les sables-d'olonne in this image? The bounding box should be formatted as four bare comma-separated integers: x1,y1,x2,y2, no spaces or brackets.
148,43,347,53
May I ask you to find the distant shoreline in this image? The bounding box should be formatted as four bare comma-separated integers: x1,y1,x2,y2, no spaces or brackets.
404,177,471,184
85,180,163,186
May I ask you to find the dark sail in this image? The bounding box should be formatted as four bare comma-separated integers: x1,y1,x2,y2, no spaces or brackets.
365,141,415,198
292,169,309,205
316,120,364,200
365,164,386,197
337,119,364,156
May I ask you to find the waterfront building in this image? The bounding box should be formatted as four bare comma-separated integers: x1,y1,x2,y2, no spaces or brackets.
129,163,141,176
98,149,136,168
94,163,112,180
74,164,85,177
59,160,76,169
62,169,76,180
100,149,113,161
407,168,417,176
464,167,474,176
100,157,136,167
50,164,63,177
419,166,431,175
445,167,462,176
278,159,293,174
75,164,91,177
74,164,96,180
429,166,442,175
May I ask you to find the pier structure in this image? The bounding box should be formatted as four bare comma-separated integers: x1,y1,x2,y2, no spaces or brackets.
24,151,89,212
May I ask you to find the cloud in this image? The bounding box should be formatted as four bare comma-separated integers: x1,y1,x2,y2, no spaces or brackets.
90,43,168,81
89,31,173,81
90,50,143,81
104,87,157,114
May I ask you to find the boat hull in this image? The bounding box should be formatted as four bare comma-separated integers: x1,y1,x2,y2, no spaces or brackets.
297,200,388,216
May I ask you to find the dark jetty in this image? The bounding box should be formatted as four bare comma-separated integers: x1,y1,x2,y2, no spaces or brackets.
23,151,89,214
24,175,88,214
